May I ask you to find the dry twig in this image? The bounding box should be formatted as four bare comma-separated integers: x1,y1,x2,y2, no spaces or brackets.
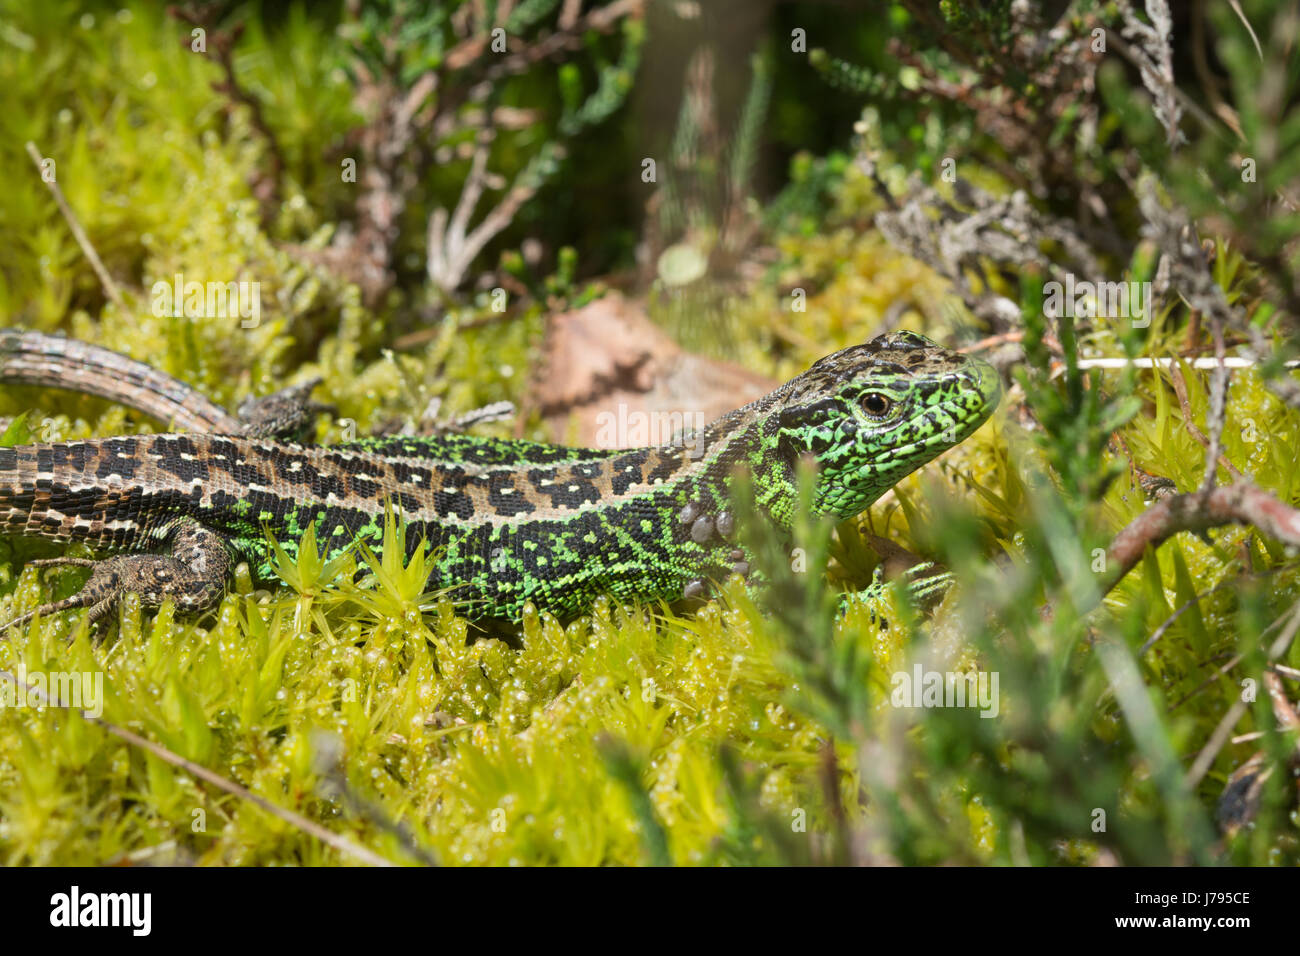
0,665,395,866
24,141,129,316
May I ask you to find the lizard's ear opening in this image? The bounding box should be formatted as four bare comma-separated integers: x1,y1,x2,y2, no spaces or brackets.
776,430,803,465
774,396,834,433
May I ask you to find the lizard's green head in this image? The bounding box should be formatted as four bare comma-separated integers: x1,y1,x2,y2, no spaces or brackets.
773,330,1000,518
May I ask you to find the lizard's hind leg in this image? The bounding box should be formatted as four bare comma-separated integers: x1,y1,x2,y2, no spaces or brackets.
1,518,231,637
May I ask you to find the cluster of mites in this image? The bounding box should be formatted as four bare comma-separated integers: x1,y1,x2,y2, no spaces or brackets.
675,499,749,601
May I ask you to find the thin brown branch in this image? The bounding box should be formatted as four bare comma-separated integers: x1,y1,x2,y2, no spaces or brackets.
24,141,129,316
1199,315,1230,492
1137,175,1300,411
312,731,437,865
168,7,286,222
0,666,395,866
1171,653,1242,712
1167,362,1245,482
1104,482,1300,591
1265,671,1300,735
1188,696,1249,787
1188,602,1300,786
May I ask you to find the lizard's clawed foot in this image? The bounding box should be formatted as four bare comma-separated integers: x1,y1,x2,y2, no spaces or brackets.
2,555,145,637
837,563,953,623
237,377,333,440
0,521,231,639
680,547,754,603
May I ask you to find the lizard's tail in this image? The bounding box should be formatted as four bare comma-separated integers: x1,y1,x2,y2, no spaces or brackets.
0,443,85,544
0,328,241,432
0,440,163,549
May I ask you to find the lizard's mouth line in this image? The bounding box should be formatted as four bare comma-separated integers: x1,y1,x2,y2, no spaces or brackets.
861,401,995,472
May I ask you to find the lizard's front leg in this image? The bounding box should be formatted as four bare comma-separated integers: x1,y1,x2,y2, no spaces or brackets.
2,518,231,635
836,563,953,620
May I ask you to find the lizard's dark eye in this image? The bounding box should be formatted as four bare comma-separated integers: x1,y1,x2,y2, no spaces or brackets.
862,393,892,418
